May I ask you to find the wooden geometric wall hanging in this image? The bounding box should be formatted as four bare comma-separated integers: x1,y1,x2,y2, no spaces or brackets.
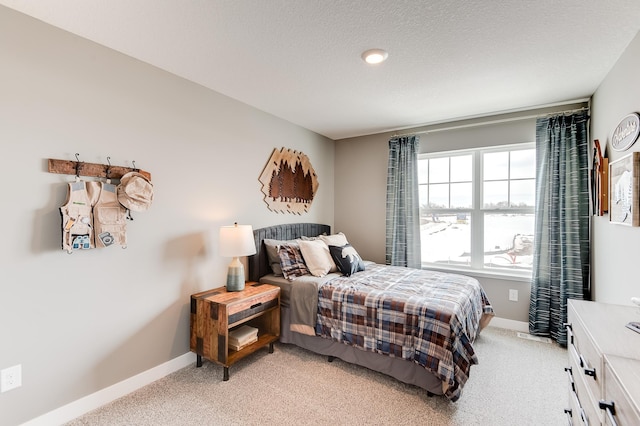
259,147,319,214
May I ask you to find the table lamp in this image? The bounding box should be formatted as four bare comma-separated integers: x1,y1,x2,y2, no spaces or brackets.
219,223,256,291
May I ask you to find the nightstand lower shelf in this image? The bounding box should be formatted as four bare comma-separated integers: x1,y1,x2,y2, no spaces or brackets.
196,333,278,380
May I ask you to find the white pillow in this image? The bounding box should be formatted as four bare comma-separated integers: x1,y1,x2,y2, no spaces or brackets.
319,232,348,247
298,239,337,277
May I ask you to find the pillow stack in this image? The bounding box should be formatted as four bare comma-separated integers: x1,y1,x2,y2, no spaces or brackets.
263,232,365,280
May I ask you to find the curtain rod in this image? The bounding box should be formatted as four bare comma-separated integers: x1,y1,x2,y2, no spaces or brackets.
391,106,590,138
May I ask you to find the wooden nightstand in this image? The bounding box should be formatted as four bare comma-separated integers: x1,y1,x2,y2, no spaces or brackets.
190,282,280,381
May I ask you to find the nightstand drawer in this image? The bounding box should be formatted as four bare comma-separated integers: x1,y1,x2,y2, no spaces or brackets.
228,293,279,325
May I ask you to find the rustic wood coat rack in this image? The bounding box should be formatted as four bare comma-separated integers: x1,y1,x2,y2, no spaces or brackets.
48,154,151,181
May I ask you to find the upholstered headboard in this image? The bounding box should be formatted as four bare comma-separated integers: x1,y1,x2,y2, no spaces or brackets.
248,223,331,282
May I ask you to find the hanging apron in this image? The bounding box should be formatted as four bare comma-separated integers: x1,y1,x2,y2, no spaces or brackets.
59,181,98,253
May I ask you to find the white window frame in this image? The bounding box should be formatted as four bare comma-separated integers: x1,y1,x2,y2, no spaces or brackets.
419,142,535,280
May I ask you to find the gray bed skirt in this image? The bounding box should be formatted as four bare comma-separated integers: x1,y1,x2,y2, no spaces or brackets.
278,305,444,396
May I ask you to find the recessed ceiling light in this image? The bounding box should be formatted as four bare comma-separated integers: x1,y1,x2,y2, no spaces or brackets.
362,48,388,65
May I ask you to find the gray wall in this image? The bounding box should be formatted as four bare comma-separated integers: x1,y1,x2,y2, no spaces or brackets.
3,2,638,423
0,6,334,425
591,31,640,305
335,29,640,320
335,106,588,324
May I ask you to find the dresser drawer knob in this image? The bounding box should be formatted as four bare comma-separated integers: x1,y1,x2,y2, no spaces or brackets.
584,367,596,378
578,354,596,379
598,400,618,426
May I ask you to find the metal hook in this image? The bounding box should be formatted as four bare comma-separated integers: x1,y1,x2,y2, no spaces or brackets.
106,156,112,179
75,153,82,178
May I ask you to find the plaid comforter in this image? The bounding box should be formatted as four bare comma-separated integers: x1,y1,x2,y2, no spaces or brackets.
314,264,494,401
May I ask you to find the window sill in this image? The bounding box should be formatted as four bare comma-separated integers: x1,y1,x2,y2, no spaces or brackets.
421,264,531,283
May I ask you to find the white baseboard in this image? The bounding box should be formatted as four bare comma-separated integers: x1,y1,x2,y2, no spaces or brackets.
23,352,196,426
23,317,528,425
488,317,529,332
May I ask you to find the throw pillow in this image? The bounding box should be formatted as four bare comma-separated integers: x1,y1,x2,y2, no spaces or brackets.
277,244,309,280
264,238,298,276
298,239,337,277
319,232,348,247
329,243,365,277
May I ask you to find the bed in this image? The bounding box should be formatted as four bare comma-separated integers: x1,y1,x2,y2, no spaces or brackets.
247,223,494,401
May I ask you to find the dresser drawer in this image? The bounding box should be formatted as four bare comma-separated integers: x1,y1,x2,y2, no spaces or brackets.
568,309,603,406
565,364,585,425
566,388,583,425
602,357,640,425
566,300,640,426
569,343,600,425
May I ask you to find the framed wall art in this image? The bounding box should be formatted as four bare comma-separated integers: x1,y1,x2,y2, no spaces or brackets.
609,152,640,226
259,147,319,215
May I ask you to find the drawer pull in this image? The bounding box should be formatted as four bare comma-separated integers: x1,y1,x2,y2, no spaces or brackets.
563,408,573,425
598,400,618,426
579,354,596,379
564,322,574,344
583,367,596,378
564,366,575,391
250,302,263,309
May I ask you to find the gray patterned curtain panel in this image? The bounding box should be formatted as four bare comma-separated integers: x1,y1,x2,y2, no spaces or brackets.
529,111,590,346
385,135,421,268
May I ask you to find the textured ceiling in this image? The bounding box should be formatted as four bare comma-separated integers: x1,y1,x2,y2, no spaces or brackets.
3,1,640,140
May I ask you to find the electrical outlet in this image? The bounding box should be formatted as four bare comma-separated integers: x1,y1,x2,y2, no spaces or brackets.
509,289,519,302
1,364,22,393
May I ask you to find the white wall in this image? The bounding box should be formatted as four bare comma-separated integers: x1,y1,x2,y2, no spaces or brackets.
591,30,640,305
0,6,334,425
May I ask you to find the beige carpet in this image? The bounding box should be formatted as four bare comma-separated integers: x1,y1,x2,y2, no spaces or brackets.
66,326,567,425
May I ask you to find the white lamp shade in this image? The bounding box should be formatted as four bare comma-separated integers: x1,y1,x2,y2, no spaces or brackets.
219,223,256,257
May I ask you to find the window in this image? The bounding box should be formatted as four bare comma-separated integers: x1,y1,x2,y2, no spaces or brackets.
419,143,535,275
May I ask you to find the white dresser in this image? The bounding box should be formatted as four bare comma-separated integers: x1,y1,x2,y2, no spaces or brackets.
565,299,640,425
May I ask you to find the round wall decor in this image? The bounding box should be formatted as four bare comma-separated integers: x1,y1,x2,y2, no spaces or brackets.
611,112,640,151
